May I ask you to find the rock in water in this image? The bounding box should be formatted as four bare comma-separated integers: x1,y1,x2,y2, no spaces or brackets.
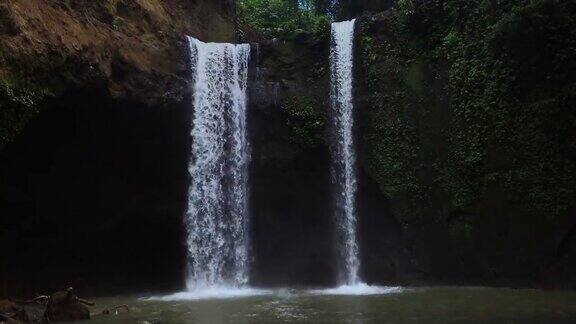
43,288,90,322
0,300,29,323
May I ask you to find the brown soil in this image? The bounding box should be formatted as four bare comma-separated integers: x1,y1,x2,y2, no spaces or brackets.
0,0,236,105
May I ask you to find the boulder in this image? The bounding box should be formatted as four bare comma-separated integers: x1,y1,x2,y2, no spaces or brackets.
0,300,28,323
43,288,91,322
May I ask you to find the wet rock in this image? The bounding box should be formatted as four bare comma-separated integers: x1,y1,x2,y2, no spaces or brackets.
0,300,18,313
0,300,29,323
19,304,45,323
99,304,130,316
0,315,26,324
43,288,91,322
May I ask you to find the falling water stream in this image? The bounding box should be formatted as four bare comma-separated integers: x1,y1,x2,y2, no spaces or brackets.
184,36,251,291
330,19,360,286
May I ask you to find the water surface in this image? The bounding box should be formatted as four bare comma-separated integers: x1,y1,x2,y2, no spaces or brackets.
80,287,576,324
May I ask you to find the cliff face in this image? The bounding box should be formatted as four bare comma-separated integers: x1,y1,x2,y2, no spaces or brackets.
2,0,575,297
354,0,576,287
248,33,337,286
0,0,236,147
248,0,576,289
247,31,408,288
0,0,236,297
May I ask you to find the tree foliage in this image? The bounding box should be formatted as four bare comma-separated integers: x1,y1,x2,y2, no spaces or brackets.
238,0,331,39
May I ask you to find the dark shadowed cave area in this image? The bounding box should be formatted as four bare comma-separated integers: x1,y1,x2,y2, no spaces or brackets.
0,88,191,297
247,77,338,287
0,61,401,296
0,78,370,295
249,145,337,287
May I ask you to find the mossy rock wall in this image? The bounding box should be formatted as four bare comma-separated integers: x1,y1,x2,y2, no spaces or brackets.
247,32,339,286
355,0,576,287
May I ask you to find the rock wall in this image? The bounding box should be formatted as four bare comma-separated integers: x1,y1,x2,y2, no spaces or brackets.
247,0,576,289
2,0,575,297
246,30,410,288
0,0,237,297
354,0,576,288
248,34,338,286
0,0,237,148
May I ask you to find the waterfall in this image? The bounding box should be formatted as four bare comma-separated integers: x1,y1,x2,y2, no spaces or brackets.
185,36,251,291
330,19,360,286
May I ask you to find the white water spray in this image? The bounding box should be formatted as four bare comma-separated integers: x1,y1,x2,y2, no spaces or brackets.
330,19,360,286
185,36,251,291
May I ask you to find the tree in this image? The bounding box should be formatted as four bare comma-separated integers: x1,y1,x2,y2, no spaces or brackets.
238,0,330,38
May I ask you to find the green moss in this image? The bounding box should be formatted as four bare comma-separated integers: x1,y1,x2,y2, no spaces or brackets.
359,0,576,228
358,17,430,224
448,220,474,241
439,0,576,217
206,17,236,43
0,78,52,148
404,61,424,95
0,44,93,148
281,94,325,148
